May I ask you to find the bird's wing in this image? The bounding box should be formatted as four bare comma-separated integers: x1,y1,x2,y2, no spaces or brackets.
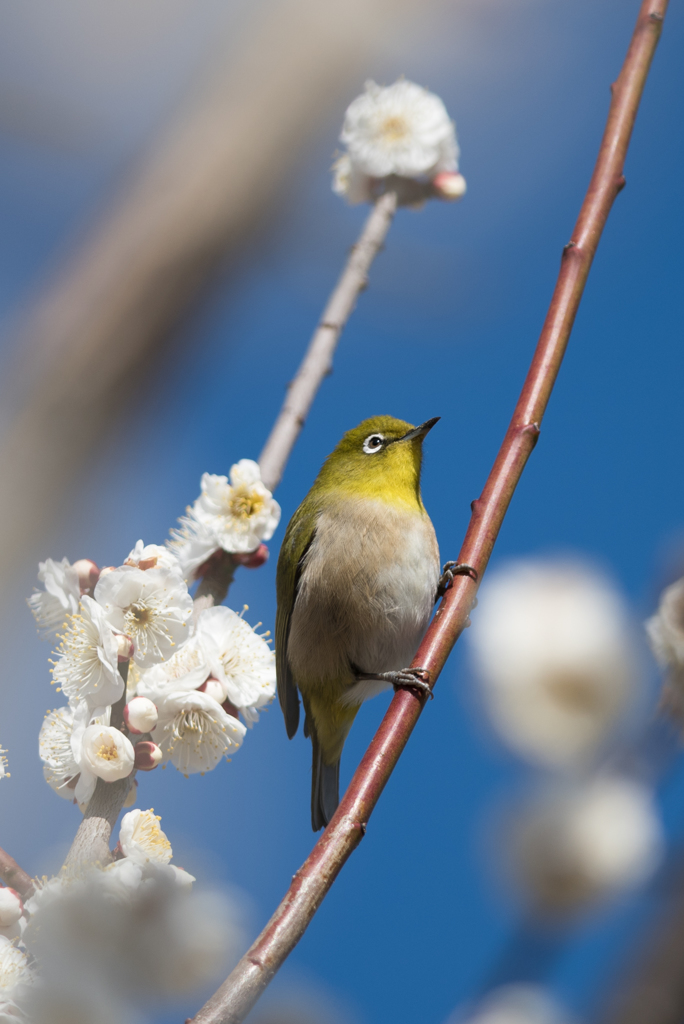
275,503,318,739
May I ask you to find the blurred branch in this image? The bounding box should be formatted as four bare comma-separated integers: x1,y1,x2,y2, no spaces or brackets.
258,190,397,491
0,846,35,898
0,0,428,595
596,855,684,1024
190,3,667,1021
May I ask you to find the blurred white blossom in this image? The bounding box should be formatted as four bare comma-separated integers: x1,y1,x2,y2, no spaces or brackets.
119,809,172,865
334,79,459,203
154,688,246,774
0,892,23,931
469,560,637,770
0,937,32,1021
51,596,122,709
457,985,573,1024
511,776,663,913
28,558,81,639
95,565,192,668
0,747,7,781
170,462,280,578
22,862,239,1024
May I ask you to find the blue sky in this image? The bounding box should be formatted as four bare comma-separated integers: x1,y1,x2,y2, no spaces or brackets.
1,1,683,1022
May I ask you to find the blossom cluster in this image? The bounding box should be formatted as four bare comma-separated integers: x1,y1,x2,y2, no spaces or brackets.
29,463,277,809
332,78,467,205
468,559,663,915
0,810,239,1023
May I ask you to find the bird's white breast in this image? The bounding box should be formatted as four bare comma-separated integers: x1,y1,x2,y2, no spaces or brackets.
287,496,440,704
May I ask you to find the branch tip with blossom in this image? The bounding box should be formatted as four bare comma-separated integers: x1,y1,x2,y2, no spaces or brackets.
190,3,668,1021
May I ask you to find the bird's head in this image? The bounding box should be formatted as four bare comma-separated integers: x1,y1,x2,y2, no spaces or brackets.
316,415,439,507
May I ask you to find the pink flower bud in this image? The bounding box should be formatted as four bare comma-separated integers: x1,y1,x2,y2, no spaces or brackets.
124,696,158,734
198,677,226,704
116,634,135,663
433,172,467,201
222,697,240,720
232,544,269,569
72,559,100,594
0,887,23,927
134,741,163,771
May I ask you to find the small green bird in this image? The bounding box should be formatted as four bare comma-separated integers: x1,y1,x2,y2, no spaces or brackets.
276,415,458,831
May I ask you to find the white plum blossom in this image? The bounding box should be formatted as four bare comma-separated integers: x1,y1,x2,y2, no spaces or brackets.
94,565,192,668
458,986,574,1024
39,706,79,801
118,809,172,865
154,688,246,774
170,462,280,578
51,596,122,709
124,539,181,573
28,558,80,639
469,560,637,771
511,777,663,913
195,606,276,723
334,79,459,203
136,635,209,704
0,747,7,781
22,862,239,1024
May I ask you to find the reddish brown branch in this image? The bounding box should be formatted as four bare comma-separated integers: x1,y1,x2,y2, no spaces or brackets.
190,3,668,1022
0,847,35,899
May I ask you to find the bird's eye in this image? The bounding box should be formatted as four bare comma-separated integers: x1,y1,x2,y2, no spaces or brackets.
362,434,385,454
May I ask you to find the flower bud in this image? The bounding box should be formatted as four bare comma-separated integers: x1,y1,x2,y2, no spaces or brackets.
124,696,158,734
123,778,138,808
222,697,240,720
199,677,226,704
232,544,269,569
433,171,467,201
134,741,163,771
72,558,100,594
116,634,135,663
0,888,23,927
82,725,135,782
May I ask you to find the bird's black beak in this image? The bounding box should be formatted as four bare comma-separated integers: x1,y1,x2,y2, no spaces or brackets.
399,417,440,443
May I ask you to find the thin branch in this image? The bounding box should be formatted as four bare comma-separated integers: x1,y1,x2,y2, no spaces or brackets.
0,847,35,899
63,670,131,869
190,4,668,1022
258,190,397,492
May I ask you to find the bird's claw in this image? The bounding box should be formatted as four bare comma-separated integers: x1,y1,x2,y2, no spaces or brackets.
386,667,434,699
437,561,478,599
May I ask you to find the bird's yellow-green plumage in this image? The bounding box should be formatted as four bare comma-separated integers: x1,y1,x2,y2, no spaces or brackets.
276,415,440,830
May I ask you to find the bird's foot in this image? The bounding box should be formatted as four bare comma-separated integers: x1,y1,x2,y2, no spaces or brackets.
437,561,478,599
357,667,434,699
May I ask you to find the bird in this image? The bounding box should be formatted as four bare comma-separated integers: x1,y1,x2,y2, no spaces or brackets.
276,415,467,831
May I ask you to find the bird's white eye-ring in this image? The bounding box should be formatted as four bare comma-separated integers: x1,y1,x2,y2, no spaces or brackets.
363,433,385,454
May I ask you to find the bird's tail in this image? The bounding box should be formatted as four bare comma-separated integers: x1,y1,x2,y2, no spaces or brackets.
304,696,358,831
311,731,340,832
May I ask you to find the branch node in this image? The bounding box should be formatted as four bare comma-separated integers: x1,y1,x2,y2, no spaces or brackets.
616,174,627,193
649,10,664,21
